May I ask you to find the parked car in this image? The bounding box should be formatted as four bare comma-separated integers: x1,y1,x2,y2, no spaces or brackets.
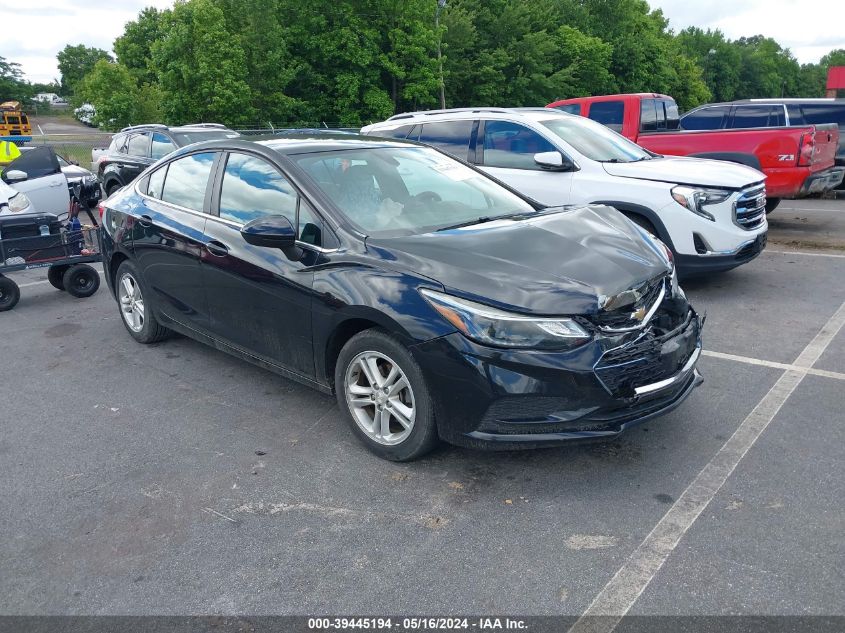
16,148,101,210
100,135,703,461
362,108,767,276
680,98,845,173
93,123,241,196
546,93,844,210
0,146,69,218
74,104,96,127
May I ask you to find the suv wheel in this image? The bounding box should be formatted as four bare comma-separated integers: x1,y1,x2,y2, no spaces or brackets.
335,329,439,461
115,260,170,343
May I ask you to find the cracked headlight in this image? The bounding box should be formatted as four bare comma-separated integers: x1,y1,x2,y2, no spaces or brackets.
7,192,31,214
671,185,731,222
420,288,591,350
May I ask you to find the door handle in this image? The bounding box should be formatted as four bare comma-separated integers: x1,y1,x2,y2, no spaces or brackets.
138,214,152,227
205,240,229,257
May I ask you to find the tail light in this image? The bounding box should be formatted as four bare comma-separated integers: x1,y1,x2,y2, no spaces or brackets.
798,131,816,166
98,203,105,220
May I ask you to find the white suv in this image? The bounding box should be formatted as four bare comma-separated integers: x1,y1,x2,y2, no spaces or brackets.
362,108,768,275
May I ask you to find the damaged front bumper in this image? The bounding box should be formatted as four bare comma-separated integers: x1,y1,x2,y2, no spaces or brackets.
412,309,704,450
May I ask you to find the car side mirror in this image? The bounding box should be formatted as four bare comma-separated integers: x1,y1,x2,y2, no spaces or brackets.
534,151,573,171
3,169,28,183
241,215,297,248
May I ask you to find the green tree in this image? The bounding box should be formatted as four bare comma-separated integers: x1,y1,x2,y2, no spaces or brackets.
151,0,256,126
114,7,165,87
57,44,113,94
76,60,137,129
0,56,31,102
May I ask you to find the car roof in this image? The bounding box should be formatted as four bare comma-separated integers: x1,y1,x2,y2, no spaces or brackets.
369,107,572,127
169,133,424,157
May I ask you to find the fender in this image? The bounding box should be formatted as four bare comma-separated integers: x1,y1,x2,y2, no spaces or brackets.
688,152,761,171
588,201,676,252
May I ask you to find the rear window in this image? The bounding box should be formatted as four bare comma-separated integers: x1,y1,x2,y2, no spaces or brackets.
5,115,20,125
587,101,624,132
171,130,241,146
110,133,128,153
553,104,581,115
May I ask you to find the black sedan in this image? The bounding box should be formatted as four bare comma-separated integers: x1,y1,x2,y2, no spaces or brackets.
99,135,703,461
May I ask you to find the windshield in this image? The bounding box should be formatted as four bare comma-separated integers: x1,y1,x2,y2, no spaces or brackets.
293,146,536,237
171,130,241,145
540,116,652,163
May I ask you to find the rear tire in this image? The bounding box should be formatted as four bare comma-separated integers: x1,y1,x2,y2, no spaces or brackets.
765,198,781,214
48,265,69,291
334,329,439,461
0,276,20,312
62,264,100,298
115,260,170,343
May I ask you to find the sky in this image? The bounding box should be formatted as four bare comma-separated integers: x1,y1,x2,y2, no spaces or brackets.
1,0,844,84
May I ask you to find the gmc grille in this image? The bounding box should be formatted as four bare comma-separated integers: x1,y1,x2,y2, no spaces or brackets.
735,184,766,230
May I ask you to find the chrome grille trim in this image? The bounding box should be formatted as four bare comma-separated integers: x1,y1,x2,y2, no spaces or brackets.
734,184,767,230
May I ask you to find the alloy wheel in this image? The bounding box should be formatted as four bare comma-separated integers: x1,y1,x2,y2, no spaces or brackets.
118,272,145,332
344,351,416,446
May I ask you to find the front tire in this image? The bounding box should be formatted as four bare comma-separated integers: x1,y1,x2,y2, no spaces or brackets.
765,198,781,214
334,329,439,461
115,260,170,343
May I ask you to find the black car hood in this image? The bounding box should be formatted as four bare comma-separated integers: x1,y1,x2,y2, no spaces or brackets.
368,205,670,316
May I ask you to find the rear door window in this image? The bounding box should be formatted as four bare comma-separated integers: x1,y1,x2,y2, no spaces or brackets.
730,106,777,128
160,152,216,212
127,133,151,158
681,106,731,131
586,101,625,132
418,121,474,160
481,120,557,170
110,133,128,153
150,133,176,160
378,125,414,140
147,165,167,199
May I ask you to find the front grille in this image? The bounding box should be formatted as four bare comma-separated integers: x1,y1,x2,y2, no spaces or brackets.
594,313,698,398
734,184,766,230
591,276,666,331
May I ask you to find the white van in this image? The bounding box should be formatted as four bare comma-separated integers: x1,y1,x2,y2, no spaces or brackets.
362,108,768,275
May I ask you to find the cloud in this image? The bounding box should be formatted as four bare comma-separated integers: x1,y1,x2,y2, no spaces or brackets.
652,0,845,63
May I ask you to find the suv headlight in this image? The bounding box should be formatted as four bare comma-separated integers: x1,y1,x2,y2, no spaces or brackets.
420,288,591,350
7,192,31,214
671,185,731,222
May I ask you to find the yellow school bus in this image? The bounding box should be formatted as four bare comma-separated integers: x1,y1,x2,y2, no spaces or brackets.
0,101,33,143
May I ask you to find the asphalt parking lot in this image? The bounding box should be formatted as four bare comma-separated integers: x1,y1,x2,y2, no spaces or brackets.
1,199,844,622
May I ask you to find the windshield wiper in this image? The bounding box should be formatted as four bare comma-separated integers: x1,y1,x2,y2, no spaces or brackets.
436,210,543,232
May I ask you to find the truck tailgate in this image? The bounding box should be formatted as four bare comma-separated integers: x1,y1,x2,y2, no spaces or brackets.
809,123,839,170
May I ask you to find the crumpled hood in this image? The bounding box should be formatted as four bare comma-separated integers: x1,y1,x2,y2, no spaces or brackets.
603,155,765,189
61,165,92,180
367,205,670,316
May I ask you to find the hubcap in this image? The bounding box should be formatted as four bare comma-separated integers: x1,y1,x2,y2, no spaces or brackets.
118,272,144,332
344,351,416,446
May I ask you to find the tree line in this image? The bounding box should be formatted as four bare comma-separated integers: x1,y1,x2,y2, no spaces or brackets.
2,0,844,130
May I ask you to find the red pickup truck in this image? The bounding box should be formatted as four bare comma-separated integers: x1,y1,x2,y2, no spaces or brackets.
547,93,844,209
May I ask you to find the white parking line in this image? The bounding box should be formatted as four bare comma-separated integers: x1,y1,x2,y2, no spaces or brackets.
568,299,845,633
16,269,105,288
766,250,845,259
702,350,845,382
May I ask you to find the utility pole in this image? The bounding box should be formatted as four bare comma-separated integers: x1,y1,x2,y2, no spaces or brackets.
436,0,447,109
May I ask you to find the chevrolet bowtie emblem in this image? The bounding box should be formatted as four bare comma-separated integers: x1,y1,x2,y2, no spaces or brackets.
631,305,648,322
